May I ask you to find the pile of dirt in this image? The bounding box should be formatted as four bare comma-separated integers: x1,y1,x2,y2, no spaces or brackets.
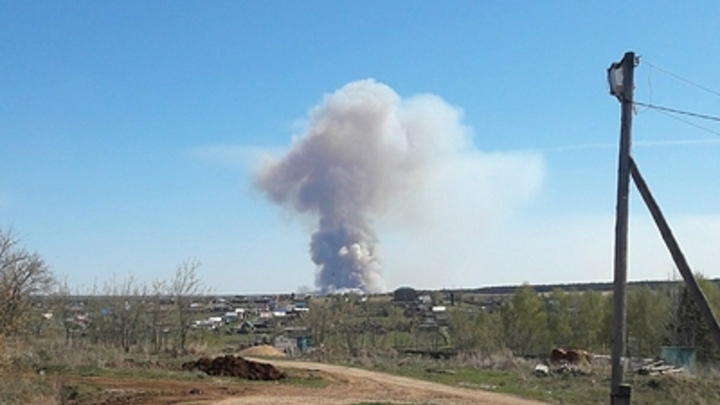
238,344,287,357
181,355,286,381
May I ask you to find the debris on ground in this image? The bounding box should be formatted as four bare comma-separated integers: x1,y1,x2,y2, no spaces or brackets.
552,363,592,376
533,364,550,377
636,360,685,376
181,355,287,380
532,362,591,377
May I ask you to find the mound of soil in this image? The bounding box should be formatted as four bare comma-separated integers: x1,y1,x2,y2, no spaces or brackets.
181,355,286,381
238,344,287,358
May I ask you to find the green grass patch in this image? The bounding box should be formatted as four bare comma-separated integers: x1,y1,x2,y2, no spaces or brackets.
370,360,720,405
393,366,567,402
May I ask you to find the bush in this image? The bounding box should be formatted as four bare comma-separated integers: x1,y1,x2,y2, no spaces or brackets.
0,337,60,405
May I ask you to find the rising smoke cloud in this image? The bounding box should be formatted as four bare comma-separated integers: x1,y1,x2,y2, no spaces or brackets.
254,79,540,293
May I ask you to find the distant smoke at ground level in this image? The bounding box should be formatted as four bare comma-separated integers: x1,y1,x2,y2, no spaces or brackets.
311,226,383,294
254,79,543,294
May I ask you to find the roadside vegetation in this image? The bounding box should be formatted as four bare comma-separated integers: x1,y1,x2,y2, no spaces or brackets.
334,351,720,405
2,227,720,404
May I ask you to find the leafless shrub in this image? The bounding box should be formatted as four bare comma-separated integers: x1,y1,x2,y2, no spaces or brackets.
166,258,209,354
0,229,55,337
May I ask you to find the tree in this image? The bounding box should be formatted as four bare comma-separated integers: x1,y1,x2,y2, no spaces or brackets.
501,283,548,356
385,304,408,349
50,278,84,346
167,258,206,353
626,286,670,358
331,294,362,356
670,276,720,363
301,294,363,357
448,309,477,352
302,299,332,349
90,276,149,352
545,288,572,348
149,279,170,353
449,308,504,353
569,291,606,352
0,230,54,336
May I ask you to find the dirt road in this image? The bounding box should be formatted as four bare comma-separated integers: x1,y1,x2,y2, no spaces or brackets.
213,358,550,405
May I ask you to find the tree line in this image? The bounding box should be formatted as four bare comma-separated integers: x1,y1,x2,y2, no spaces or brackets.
300,283,720,363
452,282,720,362
0,229,206,355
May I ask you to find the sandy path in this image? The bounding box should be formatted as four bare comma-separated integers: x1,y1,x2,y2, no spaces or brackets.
213,358,550,405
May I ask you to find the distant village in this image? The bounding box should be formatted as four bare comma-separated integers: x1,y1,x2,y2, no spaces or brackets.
39,279,694,358
39,286,511,357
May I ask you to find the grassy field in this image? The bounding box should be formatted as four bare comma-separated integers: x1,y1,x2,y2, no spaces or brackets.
4,340,720,405
341,353,720,405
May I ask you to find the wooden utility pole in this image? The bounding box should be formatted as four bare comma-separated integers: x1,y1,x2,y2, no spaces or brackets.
609,51,635,405
630,158,720,350
606,51,720,405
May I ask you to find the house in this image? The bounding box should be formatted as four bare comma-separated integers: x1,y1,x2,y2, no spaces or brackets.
222,312,239,324
393,287,417,303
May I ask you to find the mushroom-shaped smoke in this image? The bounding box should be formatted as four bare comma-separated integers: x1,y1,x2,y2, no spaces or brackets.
254,79,470,294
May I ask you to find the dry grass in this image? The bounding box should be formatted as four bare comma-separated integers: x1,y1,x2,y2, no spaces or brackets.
0,336,61,405
331,349,526,374
176,341,720,404
0,336,213,404
323,349,720,405
453,350,529,370
4,333,720,405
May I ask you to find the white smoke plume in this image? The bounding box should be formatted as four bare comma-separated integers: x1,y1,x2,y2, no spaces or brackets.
254,79,534,293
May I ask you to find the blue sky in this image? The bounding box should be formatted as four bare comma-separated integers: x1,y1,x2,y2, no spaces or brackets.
2,2,719,294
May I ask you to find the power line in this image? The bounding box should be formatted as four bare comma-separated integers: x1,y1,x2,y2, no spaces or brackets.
651,107,720,138
633,60,720,136
633,101,720,123
637,60,654,115
642,60,720,98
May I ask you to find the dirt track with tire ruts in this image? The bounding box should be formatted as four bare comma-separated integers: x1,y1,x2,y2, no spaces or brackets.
213,358,549,405
61,357,549,405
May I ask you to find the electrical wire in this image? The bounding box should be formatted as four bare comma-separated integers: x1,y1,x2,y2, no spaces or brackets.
632,60,720,137
650,108,720,138
635,62,653,115
642,60,720,98
633,101,720,123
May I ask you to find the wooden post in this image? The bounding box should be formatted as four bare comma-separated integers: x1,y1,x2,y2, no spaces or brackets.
610,51,635,405
629,157,720,350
